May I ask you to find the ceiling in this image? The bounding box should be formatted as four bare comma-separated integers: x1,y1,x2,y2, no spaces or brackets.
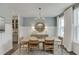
0,3,74,17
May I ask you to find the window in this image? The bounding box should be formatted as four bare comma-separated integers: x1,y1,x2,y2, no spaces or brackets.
57,16,64,37
0,17,5,31
74,7,79,41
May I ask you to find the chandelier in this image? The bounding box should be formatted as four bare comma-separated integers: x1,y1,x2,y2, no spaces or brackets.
36,8,45,22
34,8,45,32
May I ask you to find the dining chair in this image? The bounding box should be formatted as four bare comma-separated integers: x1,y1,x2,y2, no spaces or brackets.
18,37,28,53
58,36,63,46
28,37,39,52
44,39,54,53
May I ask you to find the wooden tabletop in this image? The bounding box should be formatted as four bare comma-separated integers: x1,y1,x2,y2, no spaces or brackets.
21,37,62,42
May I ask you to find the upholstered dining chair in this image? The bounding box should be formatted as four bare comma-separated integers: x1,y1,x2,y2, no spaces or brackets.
44,39,54,53
28,37,39,52
58,36,63,46
18,37,28,52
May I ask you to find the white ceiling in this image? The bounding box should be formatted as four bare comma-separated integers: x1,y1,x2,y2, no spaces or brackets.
0,3,74,17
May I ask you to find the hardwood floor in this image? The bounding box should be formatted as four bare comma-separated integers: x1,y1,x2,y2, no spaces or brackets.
4,42,18,55
4,40,76,55
11,45,76,55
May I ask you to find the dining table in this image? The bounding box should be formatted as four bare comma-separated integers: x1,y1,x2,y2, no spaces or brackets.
20,37,62,49
21,37,61,42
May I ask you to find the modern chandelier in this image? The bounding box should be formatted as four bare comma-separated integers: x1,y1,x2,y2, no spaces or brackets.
34,8,46,32
37,8,45,22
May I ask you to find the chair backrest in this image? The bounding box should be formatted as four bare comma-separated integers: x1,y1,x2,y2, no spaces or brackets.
45,40,54,45
58,36,63,40
18,37,24,44
29,40,39,45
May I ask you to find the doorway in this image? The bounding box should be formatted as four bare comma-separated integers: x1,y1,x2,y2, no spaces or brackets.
12,16,18,50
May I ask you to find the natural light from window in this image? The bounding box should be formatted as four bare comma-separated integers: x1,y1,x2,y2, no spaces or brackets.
58,16,64,37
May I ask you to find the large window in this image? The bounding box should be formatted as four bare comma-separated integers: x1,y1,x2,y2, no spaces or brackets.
57,16,64,37
74,7,79,41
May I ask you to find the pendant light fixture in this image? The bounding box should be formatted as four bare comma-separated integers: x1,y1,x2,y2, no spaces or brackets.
34,8,45,32
37,8,45,22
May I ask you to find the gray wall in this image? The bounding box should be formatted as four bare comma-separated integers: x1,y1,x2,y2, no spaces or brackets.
19,17,57,37
20,17,57,27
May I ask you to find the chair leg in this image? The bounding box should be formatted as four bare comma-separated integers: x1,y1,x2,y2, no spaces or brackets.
37,44,39,51
20,45,22,53
28,44,30,54
18,44,21,53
